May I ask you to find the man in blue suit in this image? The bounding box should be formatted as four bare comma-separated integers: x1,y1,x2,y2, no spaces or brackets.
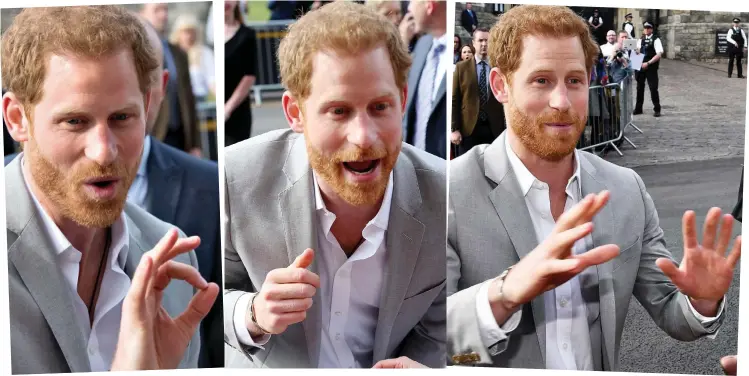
403,0,447,159
133,19,222,368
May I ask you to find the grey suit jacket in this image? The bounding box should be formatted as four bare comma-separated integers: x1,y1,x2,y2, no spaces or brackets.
5,155,201,374
223,129,446,368
446,132,723,370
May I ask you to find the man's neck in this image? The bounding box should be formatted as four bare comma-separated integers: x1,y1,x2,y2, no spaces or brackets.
507,130,575,192
316,176,382,256
22,161,105,255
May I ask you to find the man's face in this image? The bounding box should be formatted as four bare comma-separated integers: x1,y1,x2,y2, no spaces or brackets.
644,27,653,36
24,49,147,227
473,30,489,59
500,35,588,161
296,46,404,206
141,3,169,34
466,3,472,10
734,22,740,29
607,32,616,43
407,0,430,34
618,32,628,45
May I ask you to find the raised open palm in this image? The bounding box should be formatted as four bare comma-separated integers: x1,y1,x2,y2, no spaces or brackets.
656,208,741,302
110,229,219,370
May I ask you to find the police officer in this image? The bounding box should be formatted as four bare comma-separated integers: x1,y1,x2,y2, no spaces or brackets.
623,13,635,39
589,9,604,44
634,21,663,117
726,18,747,78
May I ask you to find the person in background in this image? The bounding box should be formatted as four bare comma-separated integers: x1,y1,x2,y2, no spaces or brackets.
607,30,632,84
461,44,475,61
454,35,462,64
137,18,224,369
726,17,747,79
588,9,603,44
170,14,216,103
461,3,478,35
366,0,418,53
225,0,257,146
634,21,663,117
140,3,202,158
600,30,617,59
622,13,635,39
403,0,448,159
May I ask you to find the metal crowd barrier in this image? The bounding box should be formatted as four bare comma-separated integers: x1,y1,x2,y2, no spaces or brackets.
246,20,294,105
197,101,217,161
577,74,643,156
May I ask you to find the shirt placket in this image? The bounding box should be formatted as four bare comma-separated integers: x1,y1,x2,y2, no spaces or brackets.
329,260,356,368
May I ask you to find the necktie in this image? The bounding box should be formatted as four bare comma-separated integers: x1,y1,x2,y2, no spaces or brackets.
414,43,445,151
478,61,488,121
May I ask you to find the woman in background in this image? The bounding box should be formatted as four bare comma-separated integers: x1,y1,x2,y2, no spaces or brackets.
460,44,475,61
453,35,462,63
171,14,215,103
224,0,257,146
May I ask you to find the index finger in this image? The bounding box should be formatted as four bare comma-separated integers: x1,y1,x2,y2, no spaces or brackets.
151,232,201,269
267,267,321,288
555,191,610,232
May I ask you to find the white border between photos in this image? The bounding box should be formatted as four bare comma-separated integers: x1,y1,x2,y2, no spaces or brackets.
0,0,746,376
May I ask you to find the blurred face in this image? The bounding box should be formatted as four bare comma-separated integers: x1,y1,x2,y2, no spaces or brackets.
606,32,616,43
285,46,405,207
141,3,169,34
178,27,197,47
21,50,147,227
618,32,628,44
473,30,489,59
494,35,588,161
378,2,402,26
644,27,653,35
466,3,472,10
733,22,740,28
461,45,474,61
407,0,430,34
454,36,460,52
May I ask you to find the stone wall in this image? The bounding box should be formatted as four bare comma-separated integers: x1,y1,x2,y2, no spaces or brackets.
453,2,504,44
656,10,749,63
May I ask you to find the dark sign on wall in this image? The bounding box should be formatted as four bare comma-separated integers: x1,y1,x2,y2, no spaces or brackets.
715,29,729,56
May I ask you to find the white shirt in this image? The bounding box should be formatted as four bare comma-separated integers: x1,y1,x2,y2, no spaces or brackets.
413,33,448,151
475,136,725,370
126,135,151,209
636,36,664,55
727,27,747,47
600,42,617,59
22,157,131,372
624,23,634,36
588,16,602,26
233,172,394,367
189,45,216,98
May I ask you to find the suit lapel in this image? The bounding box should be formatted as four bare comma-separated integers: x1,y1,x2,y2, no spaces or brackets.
484,133,546,362
5,157,91,373
372,153,425,362
146,137,184,225
278,136,319,367
579,154,617,371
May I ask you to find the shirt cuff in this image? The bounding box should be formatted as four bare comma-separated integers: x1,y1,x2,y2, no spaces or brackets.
234,292,271,348
684,294,725,339
476,279,522,348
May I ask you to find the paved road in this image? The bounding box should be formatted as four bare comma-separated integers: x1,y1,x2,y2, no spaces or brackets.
618,157,742,375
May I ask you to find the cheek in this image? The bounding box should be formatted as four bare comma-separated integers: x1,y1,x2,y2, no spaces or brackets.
570,89,589,115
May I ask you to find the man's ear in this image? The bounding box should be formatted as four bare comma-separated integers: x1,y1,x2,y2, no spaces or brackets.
490,67,510,104
3,92,31,143
283,91,304,133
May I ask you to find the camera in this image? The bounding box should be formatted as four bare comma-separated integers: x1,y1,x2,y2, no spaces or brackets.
616,51,624,58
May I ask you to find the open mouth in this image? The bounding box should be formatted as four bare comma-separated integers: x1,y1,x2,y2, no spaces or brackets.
342,159,380,174
84,177,120,190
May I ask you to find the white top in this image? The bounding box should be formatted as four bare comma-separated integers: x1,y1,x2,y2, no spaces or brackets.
588,16,602,25
22,157,131,372
189,45,216,98
474,136,725,369
726,27,747,47
624,23,634,35
636,36,664,55
233,172,394,367
413,33,448,151
600,42,617,59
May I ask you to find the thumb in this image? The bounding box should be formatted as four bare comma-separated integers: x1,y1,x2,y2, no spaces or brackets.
174,282,219,337
721,355,737,375
290,248,315,269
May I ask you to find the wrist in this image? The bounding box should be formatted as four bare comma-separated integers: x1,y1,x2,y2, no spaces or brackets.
246,294,270,337
488,267,520,324
689,297,721,317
